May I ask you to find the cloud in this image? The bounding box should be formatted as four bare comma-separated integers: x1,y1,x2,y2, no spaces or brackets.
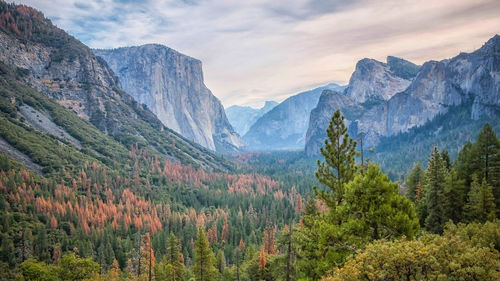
15,0,500,107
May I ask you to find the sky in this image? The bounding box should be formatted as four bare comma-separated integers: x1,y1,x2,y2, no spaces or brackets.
16,0,500,108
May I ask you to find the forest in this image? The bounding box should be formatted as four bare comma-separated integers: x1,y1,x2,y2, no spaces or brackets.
0,109,499,281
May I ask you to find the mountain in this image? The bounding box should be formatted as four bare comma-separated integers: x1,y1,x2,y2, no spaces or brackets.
225,101,278,136
243,83,346,151
93,45,245,153
305,35,500,176
345,56,418,103
0,2,231,170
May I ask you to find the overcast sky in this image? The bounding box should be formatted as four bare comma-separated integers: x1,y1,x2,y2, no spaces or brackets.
16,0,500,107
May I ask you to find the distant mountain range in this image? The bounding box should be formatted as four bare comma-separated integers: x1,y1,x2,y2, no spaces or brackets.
243,83,346,151
94,46,245,153
226,101,278,136
305,35,499,177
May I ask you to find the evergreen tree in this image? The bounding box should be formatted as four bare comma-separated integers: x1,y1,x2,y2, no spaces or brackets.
216,249,225,274
472,124,500,213
441,149,451,170
465,176,496,222
343,164,420,240
156,232,186,281
423,147,448,234
442,169,466,223
272,226,295,281
193,227,217,281
454,141,474,188
314,110,357,208
405,162,424,201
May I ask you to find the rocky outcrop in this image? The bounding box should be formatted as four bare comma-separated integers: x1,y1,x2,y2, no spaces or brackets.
305,35,500,155
244,83,345,150
345,57,418,103
94,45,245,152
226,101,278,136
0,2,231,169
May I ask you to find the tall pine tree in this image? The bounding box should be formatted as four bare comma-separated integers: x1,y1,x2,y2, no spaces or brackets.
423,147,448,234
405,162,424,202
465,176,496,222
193,227,217,281
314,110,357,208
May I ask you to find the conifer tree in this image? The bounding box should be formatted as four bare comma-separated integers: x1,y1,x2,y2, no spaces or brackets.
442,170,466,223
465,176,496,222
314,110,357,208
193,227,217,281
423,147,448,234
155,232,186,281
472,124,500,213
405,162,424,201
441,149,451,170
216,249,225,274
344,164,420,240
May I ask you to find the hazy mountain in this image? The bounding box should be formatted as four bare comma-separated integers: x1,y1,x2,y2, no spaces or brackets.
226,101,278,136
244,83,346,151
94,45,245,153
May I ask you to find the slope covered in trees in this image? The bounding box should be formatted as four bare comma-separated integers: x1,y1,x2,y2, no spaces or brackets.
1,106,499,280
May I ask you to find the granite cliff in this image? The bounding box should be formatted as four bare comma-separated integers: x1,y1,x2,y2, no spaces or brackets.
94,45,245,152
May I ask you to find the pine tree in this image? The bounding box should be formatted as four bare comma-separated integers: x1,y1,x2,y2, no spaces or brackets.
465,176,496,222
216,249,225,274
441,149,451,170
405,162,424,201
193,227,217,281
423,147,448,234
314,110,357,208
344,164,420,240
442,170,466,223
156,232,186,281
472,124,500,213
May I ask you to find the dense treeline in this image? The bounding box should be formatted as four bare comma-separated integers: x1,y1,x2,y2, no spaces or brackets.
1,106,499,280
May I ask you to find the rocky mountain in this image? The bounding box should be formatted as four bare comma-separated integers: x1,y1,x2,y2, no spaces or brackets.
0,2,231,170
306,35,500,157
225,101,278,136
244,83,345,151
93,45,245,153
345,56,418,103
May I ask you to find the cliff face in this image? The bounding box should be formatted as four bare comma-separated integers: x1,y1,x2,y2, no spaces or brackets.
344,57,417,103
306,35,500,155
225,101,278,136
243,83,345,151
94,45,245,152
0,2,231,170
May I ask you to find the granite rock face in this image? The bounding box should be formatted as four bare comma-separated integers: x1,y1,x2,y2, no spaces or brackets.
344,57,417,103
0,2,231,169
226,101,278,136
94,45,245,152
305,35,500,155
244,83,345,151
